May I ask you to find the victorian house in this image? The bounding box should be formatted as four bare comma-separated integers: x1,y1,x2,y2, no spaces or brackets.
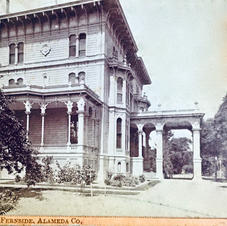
0,0,204,181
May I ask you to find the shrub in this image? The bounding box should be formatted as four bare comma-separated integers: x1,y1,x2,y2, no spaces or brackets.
0,190,18,215
104,172,142,187
139,175,145,183
42,156,54,183
15,175,21,183
56,162,96,185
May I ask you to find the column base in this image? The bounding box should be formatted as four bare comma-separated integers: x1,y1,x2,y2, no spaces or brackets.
97,156,105,184
67,144,71,151
131,157,143,177
156,158,164,180
193,158,202,181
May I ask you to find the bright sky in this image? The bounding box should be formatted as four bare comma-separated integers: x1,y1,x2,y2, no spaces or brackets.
120,0,227,119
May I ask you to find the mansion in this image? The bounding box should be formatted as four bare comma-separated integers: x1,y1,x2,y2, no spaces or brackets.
0,0,204,181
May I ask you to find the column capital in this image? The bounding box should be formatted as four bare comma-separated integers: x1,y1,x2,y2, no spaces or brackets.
137,124,144,133
24,100,32,115
155,122,164,132
40,103,48,116
77,98,85,113
65,100,73,115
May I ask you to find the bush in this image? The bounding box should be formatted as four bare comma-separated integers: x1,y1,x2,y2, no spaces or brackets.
42,156,55,183
15,175,21,183
104,173,142,187
139,175,145,183
56,162,96,185
0,190,18,215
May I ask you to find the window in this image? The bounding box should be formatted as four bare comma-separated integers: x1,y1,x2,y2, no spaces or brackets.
78,71,85,84
69,35,76,57
117,77,123,104
126,162,129,172
9,79,15,86
71,114,78,144
116,118,122,149
117,162,121,173
9,43,15,64
17,42,24,63
68,73,76,85
126,82,129,106
79,33,86,57
17,78,23,86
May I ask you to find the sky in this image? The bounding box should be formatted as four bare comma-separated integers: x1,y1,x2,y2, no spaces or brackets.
120,0,227,119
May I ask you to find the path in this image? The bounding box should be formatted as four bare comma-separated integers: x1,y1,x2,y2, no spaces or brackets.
7,179,227,217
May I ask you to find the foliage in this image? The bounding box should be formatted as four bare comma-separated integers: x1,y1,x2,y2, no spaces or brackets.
104,173,141,187
56,162,96,185
139,175,145,183
163,130,193,177
0,90,43,187
0,190,18,215
201,94,227,176
41,156,55,183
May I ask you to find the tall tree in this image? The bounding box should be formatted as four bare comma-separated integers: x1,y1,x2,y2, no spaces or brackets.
0,91,42,186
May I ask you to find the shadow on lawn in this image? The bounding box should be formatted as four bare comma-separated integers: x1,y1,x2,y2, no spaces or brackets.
0,187,44,201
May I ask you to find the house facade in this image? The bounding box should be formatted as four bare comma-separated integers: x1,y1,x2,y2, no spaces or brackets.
0,0,204,181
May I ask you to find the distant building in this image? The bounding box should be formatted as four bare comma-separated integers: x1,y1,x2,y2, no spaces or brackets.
0,0,204,181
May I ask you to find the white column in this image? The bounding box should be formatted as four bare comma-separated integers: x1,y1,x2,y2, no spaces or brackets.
156,124,164,180
76,35,79,57
109,72,116,106
40,103,48,147
122,79,126,106
23,100,32,139
192,127,202,181
65,100,73,150
138,128,143,158
132,124,144,177
77,98,85,147
15,45,18,64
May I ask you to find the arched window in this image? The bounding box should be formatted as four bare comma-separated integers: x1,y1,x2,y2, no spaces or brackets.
68,73,76,85
117,162,121,173
9,79,15,86
116,118,122,149
78,71,85,84
9,43,15,64
117,77,123,104
17,42,24,63
17,78,23,86
126,162,129,172
69,35,76,57
88,107,93,117
79,33,86,57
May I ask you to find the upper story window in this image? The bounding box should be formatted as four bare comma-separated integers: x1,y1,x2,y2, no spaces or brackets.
9,79,15,86
69,35,76,57
17,42,24,63
117,77,123,104
79,33,86,57
68,73,76,85
9,43,16,64
17,78,23,86
116,118,122,149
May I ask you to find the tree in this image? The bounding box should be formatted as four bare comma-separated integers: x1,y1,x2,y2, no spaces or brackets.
163,129,192,177
0,90,42,186
201,93,227,178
